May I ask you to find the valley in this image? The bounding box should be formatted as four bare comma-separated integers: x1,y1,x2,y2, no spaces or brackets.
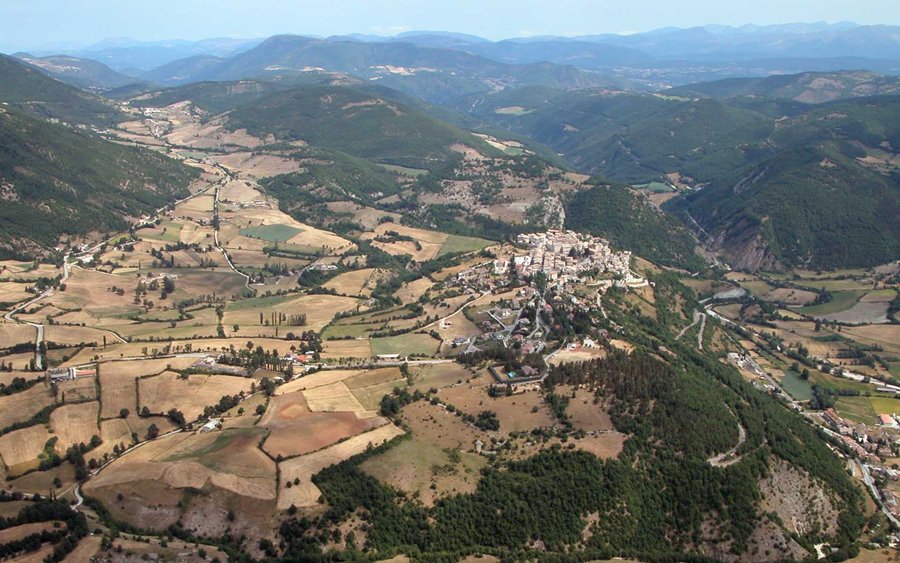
0,20,898,562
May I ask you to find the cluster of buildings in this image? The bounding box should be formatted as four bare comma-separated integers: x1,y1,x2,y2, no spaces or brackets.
494,230,643,286
47,365,96,382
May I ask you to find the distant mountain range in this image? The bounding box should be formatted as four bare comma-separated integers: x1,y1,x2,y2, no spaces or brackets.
10,22,900,94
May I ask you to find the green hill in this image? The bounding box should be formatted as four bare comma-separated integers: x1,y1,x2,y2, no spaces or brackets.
457,86,900,270
565,183,703,270
132,80,292,113
225,84,492,170
0,108,198,257
0,54,123,127
667,70,900,104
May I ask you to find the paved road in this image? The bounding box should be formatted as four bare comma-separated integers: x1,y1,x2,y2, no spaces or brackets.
707,408,747,467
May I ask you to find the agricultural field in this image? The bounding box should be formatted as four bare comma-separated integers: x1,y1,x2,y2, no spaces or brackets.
260,391,387,458
0,384,53,432
277,423,404,510
370,333,440,357
0,323,35,350
49,401,100,450
138,371,254,421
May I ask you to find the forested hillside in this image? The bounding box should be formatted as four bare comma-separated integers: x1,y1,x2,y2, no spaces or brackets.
565,183,703,269
0,109,198,257
0,54,123,127
456,86,900,269
226,84,492,170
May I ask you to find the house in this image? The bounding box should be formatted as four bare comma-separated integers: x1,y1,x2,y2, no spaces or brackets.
520,365,537,377
879,414,898,428
47,368,75,382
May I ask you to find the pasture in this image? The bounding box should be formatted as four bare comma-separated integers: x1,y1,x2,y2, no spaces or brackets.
436,373,553,434
0,385,53,432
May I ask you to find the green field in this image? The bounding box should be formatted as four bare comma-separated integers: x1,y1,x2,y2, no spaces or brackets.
779,370,813,401
437,234,492,257
633,181,675,193
226,294,294,312
798,290,865,316
889,363,900,377
835,395,878,426
370,333,439,357
378,164,428,177
740,280,775,298
809,371,874,394
322,322,382,339
798,279,873,292
141,220,183,243
239,224,302,242
868,396,900,417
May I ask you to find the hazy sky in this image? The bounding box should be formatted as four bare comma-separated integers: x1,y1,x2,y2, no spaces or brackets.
2,0,899,50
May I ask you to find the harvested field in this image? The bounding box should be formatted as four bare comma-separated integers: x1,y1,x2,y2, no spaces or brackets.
92,418,133,461
321,339,372,359
344,367,403,389
220,179,264,202
763,287,819,306
363,223,447,261
322,268,386,297
85,427,277,522
49,402,100,450
139,371,253,421
57,376,98,403
836,325,900,354
0,521,61,544
276,370,364,394
224,293,359,333
43,325,111,347
548,347,606,366
210,152,302,178
409,362,472,392
98,358,196,419
260,392,387,458
0,323,34,349
0,282,32,305
302,382,369,413
0,385,53,432
0,425,54,476
395,277,434,304
277,424,404,509
437,374,553,434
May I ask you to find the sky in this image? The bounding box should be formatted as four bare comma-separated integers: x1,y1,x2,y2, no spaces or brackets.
2,0,899,51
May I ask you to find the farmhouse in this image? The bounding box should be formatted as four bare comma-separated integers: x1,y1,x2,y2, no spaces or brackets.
199,418,222,433
377,354,401,361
